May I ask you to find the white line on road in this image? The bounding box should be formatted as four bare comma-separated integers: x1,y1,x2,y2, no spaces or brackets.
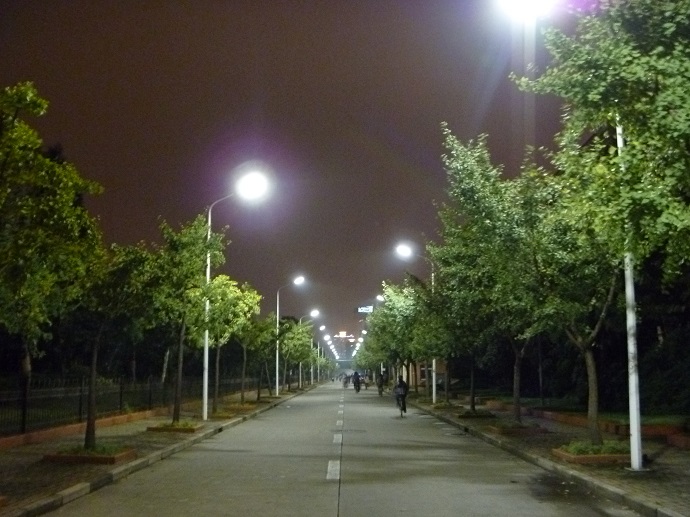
338,410,343,415
326,460,340,480
336,420,343,426
333,433,342,444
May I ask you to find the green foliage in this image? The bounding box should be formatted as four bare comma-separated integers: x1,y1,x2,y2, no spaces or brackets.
520,0,690,276
0,82,103,354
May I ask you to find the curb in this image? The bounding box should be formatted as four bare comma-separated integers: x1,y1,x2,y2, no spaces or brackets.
4,391,303,517
413,403,686,517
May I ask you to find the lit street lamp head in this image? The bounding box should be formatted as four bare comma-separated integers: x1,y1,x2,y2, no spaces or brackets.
293,275,305,286
395,243,413,259
235,170,269,201
496,0,558,22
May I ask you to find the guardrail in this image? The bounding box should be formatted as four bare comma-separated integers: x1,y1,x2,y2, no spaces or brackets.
0,376,258,436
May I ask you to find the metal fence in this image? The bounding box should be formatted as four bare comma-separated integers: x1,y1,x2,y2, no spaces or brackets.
0,376,258,437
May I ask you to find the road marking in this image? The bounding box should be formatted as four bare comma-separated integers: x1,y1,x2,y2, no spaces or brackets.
333,433,342,444
338,410,343,415
339,404,344,408
336,419,343,426
326,460,340,480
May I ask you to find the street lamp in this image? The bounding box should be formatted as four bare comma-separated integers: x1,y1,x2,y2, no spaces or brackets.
202,170,269,421
497,0,559,166
276,275,305,395
395,242,437,403
298,309,319,388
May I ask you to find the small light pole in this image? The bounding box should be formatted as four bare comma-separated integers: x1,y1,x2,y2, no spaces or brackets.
276,275,305,395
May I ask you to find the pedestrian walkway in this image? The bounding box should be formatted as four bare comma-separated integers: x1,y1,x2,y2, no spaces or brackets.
412,397,690,517
0,388,688,517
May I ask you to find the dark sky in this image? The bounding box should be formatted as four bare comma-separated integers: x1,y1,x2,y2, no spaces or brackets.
0,1,572,358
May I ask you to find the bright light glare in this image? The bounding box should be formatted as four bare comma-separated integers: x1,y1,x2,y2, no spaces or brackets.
310,309,320,318
497,0,557,21
293,275,305,286
235,171,269,201
319,325,325,331
324,334,331,341
396,243,413,259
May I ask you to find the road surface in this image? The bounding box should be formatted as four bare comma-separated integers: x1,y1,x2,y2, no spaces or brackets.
50,382,640,516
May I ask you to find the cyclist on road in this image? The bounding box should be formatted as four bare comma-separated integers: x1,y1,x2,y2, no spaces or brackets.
394,375,408,417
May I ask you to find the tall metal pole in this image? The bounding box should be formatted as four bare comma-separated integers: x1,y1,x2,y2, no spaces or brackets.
616,121,643,470
203,212,211,421
275,288,281,396
203,193,234,421
431,267,437,405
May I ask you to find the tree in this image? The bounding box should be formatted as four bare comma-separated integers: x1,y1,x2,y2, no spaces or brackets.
237,314,274,402
151,216,224,424
0,82,102,431
437,129,546,422
519,0,690,275
517,0,690,444
79,243,156,449
279,320,313,391
187,275,260,411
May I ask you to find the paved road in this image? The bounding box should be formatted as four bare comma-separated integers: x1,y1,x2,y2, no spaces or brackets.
50,383,640,516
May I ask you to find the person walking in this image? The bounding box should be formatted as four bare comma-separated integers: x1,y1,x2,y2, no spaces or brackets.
394,375,408,417
376,372,384,396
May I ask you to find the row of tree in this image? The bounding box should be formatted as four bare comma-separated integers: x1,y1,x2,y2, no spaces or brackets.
357,0,690,445
0,83,332,449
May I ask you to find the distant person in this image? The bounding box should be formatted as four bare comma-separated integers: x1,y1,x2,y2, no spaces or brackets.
394,375,408,416
352,371,361,392
376,373,384,396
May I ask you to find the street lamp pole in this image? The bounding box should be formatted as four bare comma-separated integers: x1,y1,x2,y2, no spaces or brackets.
275,276,305,396
395,243,437,403
298,309,319,389
202,171,268,421
203,194,232,422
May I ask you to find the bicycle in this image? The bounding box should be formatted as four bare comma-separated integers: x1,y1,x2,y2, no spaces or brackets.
395,394,406,417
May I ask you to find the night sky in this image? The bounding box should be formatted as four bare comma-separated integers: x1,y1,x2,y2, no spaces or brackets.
0,1,573,357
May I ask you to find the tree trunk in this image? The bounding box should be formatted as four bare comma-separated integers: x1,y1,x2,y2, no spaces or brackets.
20,343,32,434
85,325,104,450
424,360,430,398
130,348,137,384
213,344,221,414
264,362,273,397
241,344,247,404
256,365,263,402
161,347,170,384
584,346,602,445
444,355,451,404
283,359,290,393
469,357,476,412
538,337,544,407
512,343,523,423
172,322,186,424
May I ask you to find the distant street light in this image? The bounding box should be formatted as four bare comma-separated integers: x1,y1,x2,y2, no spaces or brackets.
276,275,305,395
202,170,269,421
